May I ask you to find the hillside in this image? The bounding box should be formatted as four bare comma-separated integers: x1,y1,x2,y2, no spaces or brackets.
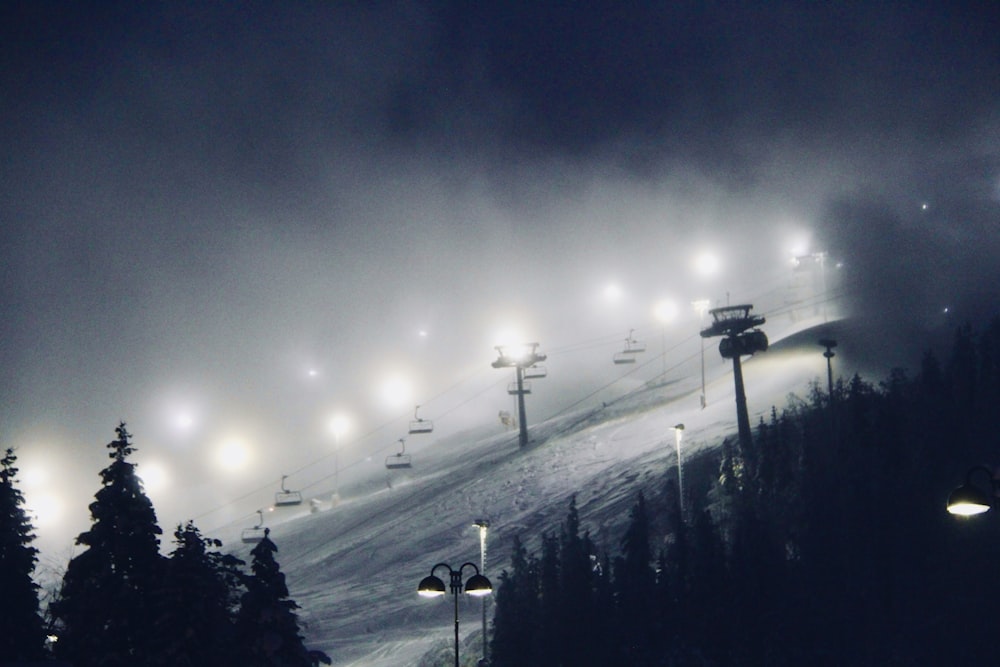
208,313,856,666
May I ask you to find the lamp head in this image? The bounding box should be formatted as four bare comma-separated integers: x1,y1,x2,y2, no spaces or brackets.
947,465,999,517
947,483,992,516
417,574,447,597
464,572,493,597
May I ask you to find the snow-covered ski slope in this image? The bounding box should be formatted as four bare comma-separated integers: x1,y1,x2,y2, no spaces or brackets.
216,311,861,666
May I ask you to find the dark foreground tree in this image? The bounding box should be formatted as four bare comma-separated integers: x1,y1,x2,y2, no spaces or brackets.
151,521,246,667
51,422,165,667
0,447,48,662
235,528,330,666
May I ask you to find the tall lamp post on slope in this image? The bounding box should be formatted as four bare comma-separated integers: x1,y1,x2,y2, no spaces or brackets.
418,562,493,667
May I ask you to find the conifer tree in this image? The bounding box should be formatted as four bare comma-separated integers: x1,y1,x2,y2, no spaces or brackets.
51,422,165,667
0,447,47,662
235,528,330,666
489,536,540,666
613,492,657,666
150,521,245,667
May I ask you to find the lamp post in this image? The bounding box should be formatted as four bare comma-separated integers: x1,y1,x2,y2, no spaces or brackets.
328,414,351,503
947,465,1000,516
473,520,490,664
692,299,711,408
418,562,493,667
671,424,685,516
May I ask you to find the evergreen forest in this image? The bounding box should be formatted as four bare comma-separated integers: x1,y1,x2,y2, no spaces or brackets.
0,423,329,667
489,319,1000,666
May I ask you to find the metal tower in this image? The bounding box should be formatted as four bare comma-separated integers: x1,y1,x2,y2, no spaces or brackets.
492,343,547,448
699,305,768,452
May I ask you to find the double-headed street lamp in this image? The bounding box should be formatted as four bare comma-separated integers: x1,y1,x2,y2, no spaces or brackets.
418,562,493,667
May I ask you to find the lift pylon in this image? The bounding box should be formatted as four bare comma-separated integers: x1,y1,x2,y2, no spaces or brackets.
700,305,768,453
492,342,547,448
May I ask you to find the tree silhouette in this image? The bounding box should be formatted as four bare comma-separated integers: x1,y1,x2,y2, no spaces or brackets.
0,447,47,662
51,422,165,667
235,528,330,666
150,521,246,667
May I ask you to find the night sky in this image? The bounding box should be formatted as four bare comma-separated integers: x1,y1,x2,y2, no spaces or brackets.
2,1,998,561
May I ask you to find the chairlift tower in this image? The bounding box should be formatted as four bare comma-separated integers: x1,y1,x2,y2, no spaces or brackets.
492,343,547,448
700,305,768,452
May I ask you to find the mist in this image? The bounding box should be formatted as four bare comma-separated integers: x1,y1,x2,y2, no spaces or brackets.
1,1,997,565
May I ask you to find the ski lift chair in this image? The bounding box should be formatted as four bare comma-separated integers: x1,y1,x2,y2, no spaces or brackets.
524,364,547,379
385,438,412,469
274,475,303,507
623,329,647,354
408,405,434,435
241,510,266,544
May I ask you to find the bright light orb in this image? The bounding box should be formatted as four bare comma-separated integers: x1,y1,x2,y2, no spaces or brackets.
328,413,352,439
137,461,170,493
653,299,679,323
26,492,63,528
602,283,624,302
214,438,252,472
378,375,412,410
692,251,721,277
307,369,319,378
174,411,195,432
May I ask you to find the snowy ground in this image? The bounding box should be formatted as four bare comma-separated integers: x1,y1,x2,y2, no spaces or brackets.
209,310,865,666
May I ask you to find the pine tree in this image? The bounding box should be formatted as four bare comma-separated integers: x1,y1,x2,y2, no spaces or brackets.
613,492,657,666
0,447,47,662
51,422,165,667
489,536,540,667
150,521,246,667
235,528,330,666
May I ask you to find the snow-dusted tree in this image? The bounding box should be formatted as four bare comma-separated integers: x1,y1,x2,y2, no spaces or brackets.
51,422,165,667
0,447,47,661
150,521,246,667
235,529,330,666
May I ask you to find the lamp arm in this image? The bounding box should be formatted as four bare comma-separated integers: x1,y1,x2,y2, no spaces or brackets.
965,465,1000,494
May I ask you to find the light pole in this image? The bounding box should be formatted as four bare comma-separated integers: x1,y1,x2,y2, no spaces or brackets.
473,519,490,664
418,562,493,667
818,338,837,398
692,299,711,408
328,414,351,503
671,424,685,516
654,299,678,383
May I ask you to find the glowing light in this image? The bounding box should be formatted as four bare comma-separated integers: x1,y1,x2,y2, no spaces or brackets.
692,299,711,318
921,202,929,211
328,413,352,439
378,375,413,409
137,460,170,493
214,438,252,472
174,411,195,431
26,492,63,528
692,251,721,277
653,299,679,323
602,283,624,302
307,369,319,378
493,328,526,350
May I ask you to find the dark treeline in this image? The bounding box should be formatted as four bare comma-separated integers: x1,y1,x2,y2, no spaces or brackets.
0,422,329,667
490,318,1000,666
